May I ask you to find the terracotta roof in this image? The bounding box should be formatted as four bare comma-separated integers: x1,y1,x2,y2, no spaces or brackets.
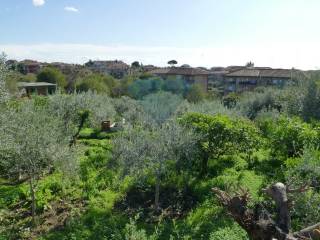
20,60,40,65
149,67,210,76
225,68,299,78
91,60,129,70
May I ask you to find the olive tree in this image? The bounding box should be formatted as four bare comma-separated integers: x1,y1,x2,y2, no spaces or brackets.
113,121,198,211
0,102,77,223
48,91,116,128
140,91,184,126
0,53,10,104
112,96,146,125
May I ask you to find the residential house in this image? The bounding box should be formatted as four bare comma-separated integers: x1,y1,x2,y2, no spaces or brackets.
86,60,129,78
149,67,210,91
18,60,42,74
142,65,157,72
208,69,229,93
17,82,57,96
224,68,304,93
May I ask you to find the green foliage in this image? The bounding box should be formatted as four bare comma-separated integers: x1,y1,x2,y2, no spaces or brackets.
2,78,320,239
124,217,159,240
238,88,281,119
185,84,206,103
179,100,241,118
262,116,319,158
222,92,239,108
37,67,67,88
0,53,10,104
168,60,178,66
48,92,116,128
88,189,120,213
127,77,189,100
0,180,28,209
35,173,64,212
212,169,264,201
131,61,141,68
302,80,320,121
128,78,164,99
112,96,145,125
76,73,114,94
140,92,183,125
181,113,261,175
114,121,198,210
163,77,186,95
209,225,248,240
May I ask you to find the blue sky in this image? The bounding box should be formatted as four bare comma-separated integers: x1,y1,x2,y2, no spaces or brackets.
0,0,320,69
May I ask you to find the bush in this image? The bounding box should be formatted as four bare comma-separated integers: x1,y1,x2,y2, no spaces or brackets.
263,116,319,158
76,74,111,94
37,67,67,88
209,225,248,240
185,84,206,103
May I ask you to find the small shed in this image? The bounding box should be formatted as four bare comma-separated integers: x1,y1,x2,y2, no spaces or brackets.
17,82,57,96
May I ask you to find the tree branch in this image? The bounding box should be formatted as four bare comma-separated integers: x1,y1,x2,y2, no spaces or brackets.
294,222,320,239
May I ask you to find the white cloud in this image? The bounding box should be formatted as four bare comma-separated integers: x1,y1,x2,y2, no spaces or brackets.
0,43,319,70
64,6,79,12
32,0,45,7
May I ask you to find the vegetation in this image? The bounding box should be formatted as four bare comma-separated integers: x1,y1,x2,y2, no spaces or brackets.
1,56,320,239
37,67,67,89
168,60,178,67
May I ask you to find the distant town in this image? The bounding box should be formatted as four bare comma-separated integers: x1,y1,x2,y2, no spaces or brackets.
6,58,309,97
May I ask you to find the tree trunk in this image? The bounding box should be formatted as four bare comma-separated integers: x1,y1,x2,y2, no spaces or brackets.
29,177,36,225
154,172,160,211
212,184,300,240
200,152,209,177
265,183,290,233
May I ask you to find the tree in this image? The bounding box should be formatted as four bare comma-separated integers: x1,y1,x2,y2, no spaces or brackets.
212,182,320,240
76,73,110,94
112,96,145,125
222,92,239,108
185,84,206,103
262,116,318,159
48,92,116,129
239,88,282,119
84,60,94,67
131,61,141,68
140,92,183,125
181,113,261,176
128,78,163,99
213,146,320,239
0,53,10,104
114,121,197,211
245,61,254,67
0,102,77,224
168,60,178,67
302,80,320,121
37,67,67,88
163,77,186,94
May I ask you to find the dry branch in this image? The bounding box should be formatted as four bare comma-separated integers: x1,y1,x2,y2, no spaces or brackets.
212,182,320,240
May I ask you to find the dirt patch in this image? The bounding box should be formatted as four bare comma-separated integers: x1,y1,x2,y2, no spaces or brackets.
115,184,198,221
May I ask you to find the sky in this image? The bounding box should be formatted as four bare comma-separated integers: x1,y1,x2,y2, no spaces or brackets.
0,0,320,69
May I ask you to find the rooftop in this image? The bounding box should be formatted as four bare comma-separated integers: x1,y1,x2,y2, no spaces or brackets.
149,67,210,76
17,82,57,88
225,68,300,78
